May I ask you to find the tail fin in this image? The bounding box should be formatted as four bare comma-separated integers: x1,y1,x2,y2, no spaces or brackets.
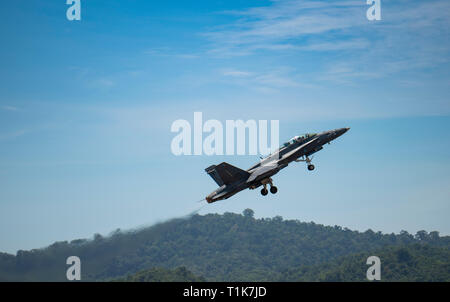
205,162,250,186
205,164,224,186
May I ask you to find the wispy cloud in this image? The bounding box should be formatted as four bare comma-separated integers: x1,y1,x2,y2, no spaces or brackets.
1,105,19,111
144,47,199,59
204,0,450,81
205,0,366,55
222,69,253,77
298,39,369,51
0,129,27,141
93,78,115,89
220,67,315,92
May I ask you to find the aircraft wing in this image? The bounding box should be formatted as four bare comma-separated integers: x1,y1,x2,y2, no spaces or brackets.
246,164,277,183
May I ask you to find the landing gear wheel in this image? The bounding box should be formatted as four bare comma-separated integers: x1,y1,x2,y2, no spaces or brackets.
307,164,315,171
261,188,268,196
270,186,278,194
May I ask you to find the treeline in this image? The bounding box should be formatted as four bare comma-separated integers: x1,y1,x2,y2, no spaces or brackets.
0,209,448,281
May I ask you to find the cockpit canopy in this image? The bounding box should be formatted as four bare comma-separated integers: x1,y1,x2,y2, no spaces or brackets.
282,133,316,147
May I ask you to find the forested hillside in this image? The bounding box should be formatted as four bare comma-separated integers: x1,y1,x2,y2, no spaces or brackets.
0,209,448,281
279,244,450,281
121,244,450,282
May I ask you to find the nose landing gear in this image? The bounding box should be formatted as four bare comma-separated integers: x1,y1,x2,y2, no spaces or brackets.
295,155,315,171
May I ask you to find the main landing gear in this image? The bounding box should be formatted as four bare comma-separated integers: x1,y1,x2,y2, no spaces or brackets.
296,155,315,171
260,178,277,196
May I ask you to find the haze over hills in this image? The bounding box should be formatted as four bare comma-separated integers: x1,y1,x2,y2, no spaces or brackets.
0,209,448,282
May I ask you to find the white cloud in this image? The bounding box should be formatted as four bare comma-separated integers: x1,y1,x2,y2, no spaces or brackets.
219,67,315,92
0,129,27,140
204,0,450,82
222,70,253,77
144,47,199,59
205,0,366,55
1,105,18,111
95,78,115,88
298,39,369,51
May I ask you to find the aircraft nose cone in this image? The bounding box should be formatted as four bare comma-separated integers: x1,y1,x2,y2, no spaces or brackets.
335,127,350,137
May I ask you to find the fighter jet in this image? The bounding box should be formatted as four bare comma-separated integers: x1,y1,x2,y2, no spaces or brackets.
205,127,349,203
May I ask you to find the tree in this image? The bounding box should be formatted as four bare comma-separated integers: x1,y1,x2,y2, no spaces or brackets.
415,230,429,241
242,209,254,218
429,231,440,241
396,248,412,263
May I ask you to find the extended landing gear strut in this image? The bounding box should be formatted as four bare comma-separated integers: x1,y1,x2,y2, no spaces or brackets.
260,178,277,196
295,155,315,171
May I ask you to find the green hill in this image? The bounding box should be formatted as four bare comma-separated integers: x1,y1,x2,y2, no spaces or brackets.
279,244,450,282
0,209,448,281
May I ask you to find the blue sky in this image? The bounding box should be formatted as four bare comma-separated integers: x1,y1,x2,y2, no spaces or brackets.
0,0,449,254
